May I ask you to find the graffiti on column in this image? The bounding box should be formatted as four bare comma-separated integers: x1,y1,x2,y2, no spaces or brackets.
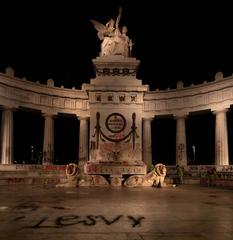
177,144,185,162
216,140,222,153
43,144,53,164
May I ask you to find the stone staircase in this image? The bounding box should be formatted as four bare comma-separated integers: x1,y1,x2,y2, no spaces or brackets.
0,164,66,185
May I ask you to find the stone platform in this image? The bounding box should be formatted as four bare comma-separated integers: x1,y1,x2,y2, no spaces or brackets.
0,164,66,185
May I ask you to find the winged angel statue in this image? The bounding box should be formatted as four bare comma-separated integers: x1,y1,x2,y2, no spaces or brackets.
90,7,133,57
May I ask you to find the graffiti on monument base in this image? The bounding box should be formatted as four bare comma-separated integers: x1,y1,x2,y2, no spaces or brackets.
90,142,142,162
85,163,147,175
15,165,66,171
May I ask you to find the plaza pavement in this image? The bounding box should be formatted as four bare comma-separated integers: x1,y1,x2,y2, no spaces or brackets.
0,184,232,240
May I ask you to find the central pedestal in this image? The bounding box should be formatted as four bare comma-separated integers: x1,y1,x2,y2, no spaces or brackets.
82,56,149,186
84,161,147,186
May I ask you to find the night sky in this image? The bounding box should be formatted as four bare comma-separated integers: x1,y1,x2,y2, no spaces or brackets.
0,0,233,164
0,0,233,89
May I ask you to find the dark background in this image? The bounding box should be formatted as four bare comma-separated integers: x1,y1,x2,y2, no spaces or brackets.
0,0,232,164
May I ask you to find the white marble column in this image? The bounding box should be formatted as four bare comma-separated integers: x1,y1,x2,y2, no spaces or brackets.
143,118,152,169
78,117,89,162
1,108,14,164
214,109,229,165
43,114,54,165
175,115,187,166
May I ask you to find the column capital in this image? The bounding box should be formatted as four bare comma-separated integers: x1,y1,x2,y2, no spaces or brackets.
42,112,57,118
174,114,188,120
212,108,229,115
0,105,17,111
142,117,153,122
77,116,89,121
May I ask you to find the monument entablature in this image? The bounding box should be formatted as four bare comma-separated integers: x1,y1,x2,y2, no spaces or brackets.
0,70,89,116
2,69,233,117
144,74,233,116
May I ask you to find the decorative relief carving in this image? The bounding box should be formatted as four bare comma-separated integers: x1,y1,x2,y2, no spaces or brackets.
195,95,204,105
222,89,231,100
92,112,138,149
108,95,113,101
40,96,48,105
48,97,53,106
30,94,40,104
112,68,120,76
184,97,192,107
105,113,126,133
177,98,183,107
82,101,88,109
160,101,167,110
60,99,65,108
119,95,125,102
64,99,75,109
76,101,82,108
96,94,102,102
96,68,136,76
65,99,71,108
122,68,130,75
131,95,137,102
153,102,158,110
203,95,209,105
53,98,60,107
209,93,218,103
168,99,178,109
92,93,141,104
103,68,110,75
13,90,29,102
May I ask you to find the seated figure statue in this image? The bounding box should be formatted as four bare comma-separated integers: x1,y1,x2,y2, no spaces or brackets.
90,7,133,57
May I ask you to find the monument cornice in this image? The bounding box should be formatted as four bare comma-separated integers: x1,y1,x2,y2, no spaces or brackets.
83,84,148,92
143,74,233,115
0,72,89,116
92,56,140,77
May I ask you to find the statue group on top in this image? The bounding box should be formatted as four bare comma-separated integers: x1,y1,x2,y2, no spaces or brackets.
90,7,133,57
